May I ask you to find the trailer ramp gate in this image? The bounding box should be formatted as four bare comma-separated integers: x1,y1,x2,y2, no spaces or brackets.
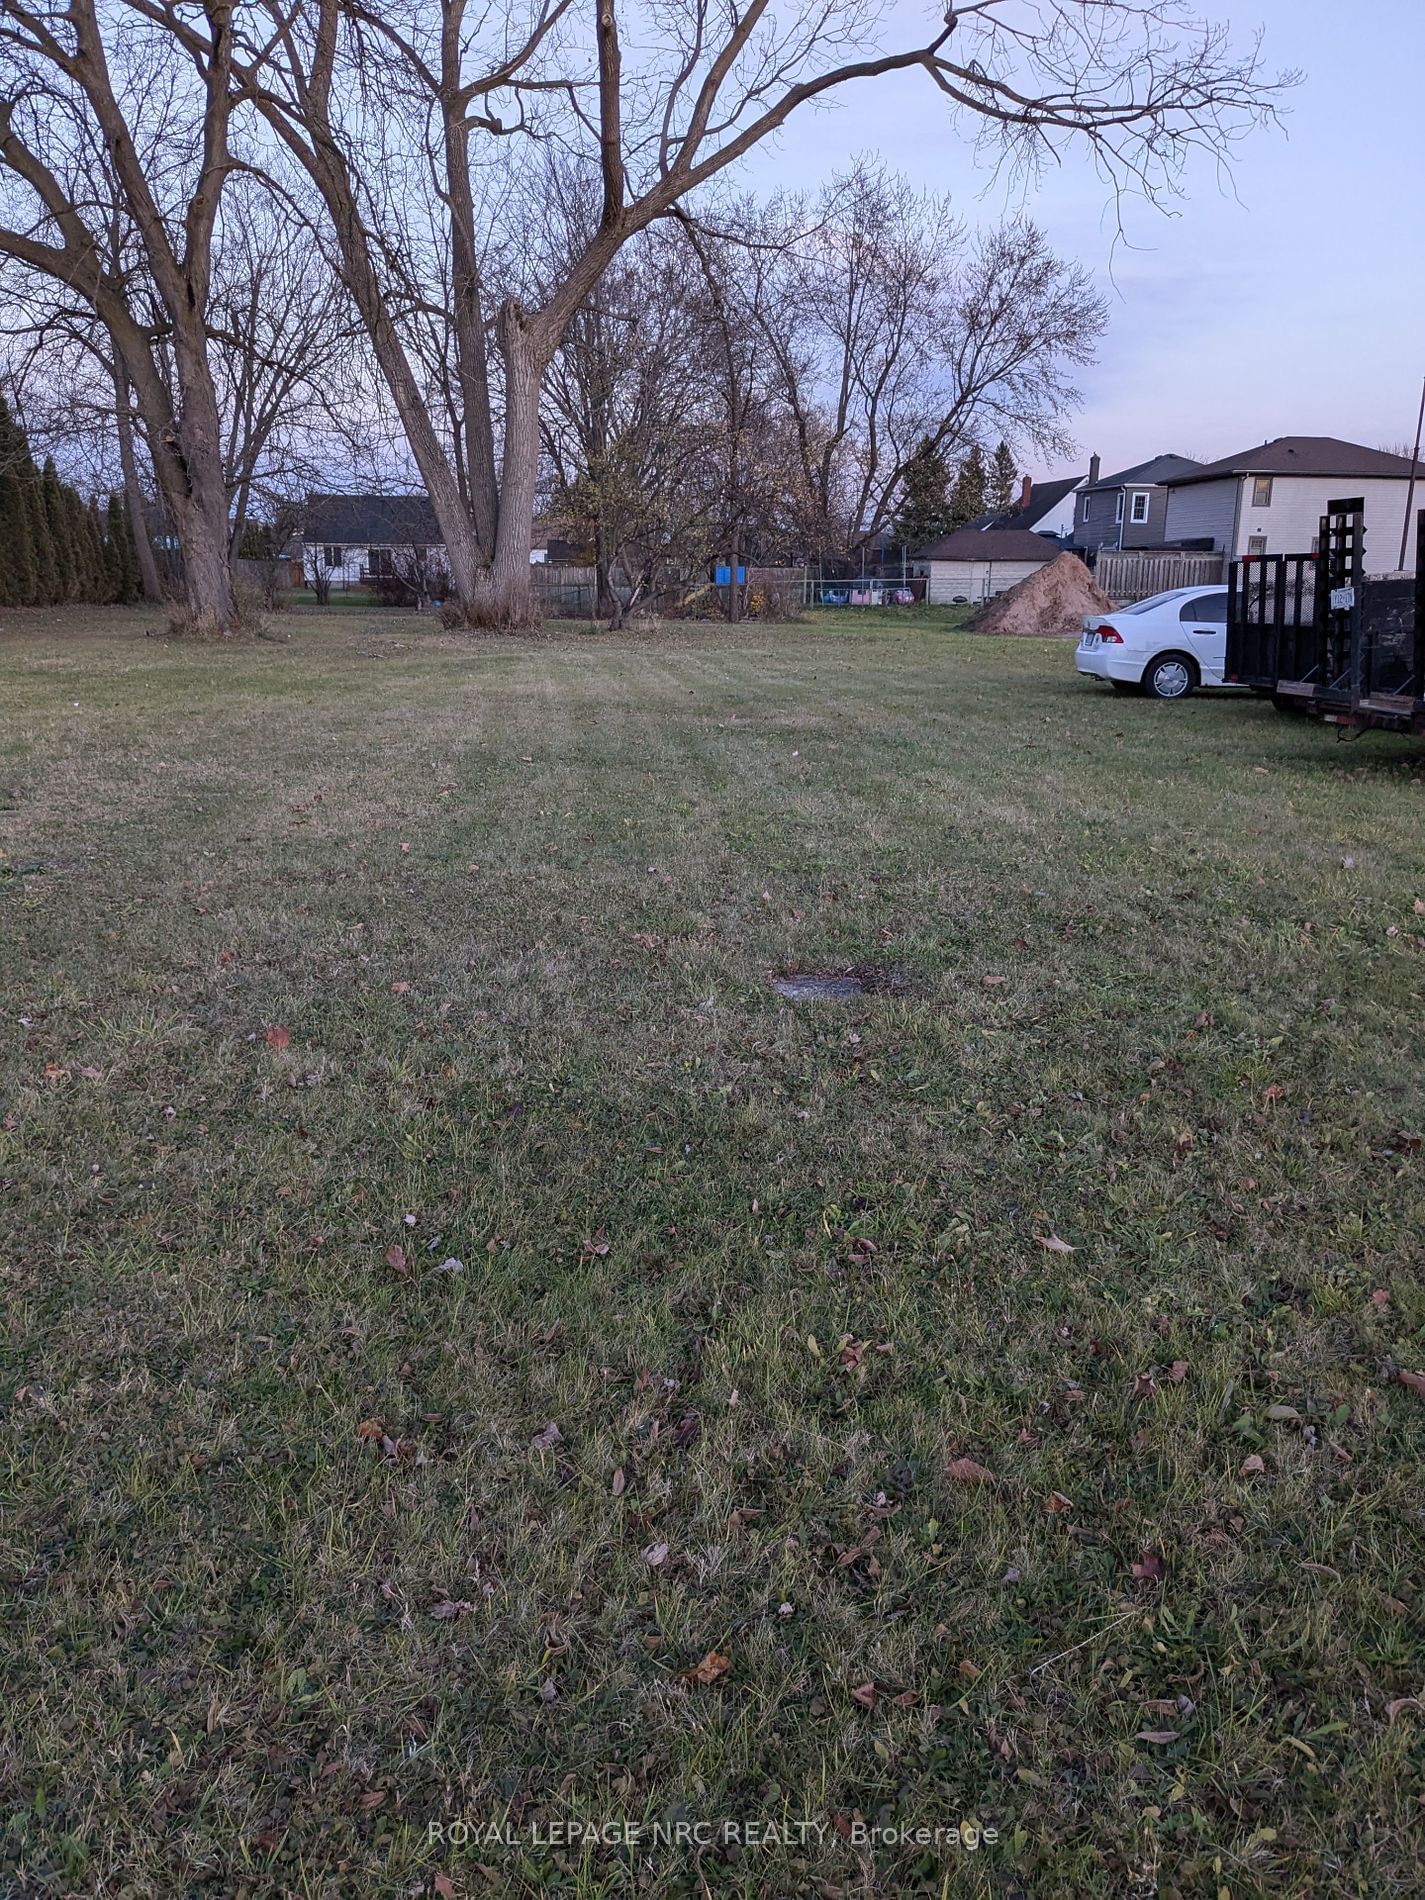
1226,503,1425,735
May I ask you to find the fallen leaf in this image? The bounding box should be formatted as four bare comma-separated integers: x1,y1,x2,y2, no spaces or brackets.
642,1541,668,1567
359,1788,387,1810
1132,1550,1167,1583
391,980,412,995
945,1457,995,1486
1134,1729,1179,1744
957,1659,982,1681
611,1467,626,1497
1033,1234,1075,1253
1298,1560,1341,1581
1045,1491,1073,1514
1386,1696,1423,1723
850,1681,878,1709
1167,1360,1189,1384
433,1874,457,1899
264,1024,290,1050
1369,1289,1390,1309
1133,1374,1158,1400
982,973,1006,987
385,1244,408,1276
530,1421,563,1452
1239,1453,1265,1476
1398,1370,1425,1399
356,1417,383,1440
683,1650,731,1685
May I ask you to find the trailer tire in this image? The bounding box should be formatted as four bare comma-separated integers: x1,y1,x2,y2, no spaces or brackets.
1142,652,1198,700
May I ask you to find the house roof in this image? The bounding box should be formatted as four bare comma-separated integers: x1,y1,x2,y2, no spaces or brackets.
917,527,1062,562
1081,454,1203,494
967,474,1084,533
1162,436,1425,487
304,492,442,545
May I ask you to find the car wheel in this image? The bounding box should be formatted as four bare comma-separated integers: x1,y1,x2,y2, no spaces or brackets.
1143,653,1197,700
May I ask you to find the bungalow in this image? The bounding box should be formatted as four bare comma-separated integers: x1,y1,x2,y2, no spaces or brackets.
917,527,1060,604
300,492,446,591
1160,437,1425,570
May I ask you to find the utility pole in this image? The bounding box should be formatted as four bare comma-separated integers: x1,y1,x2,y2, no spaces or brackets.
1399,375,1425,573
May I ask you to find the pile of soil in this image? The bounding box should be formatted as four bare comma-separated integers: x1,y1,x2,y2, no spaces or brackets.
972,552,1115,636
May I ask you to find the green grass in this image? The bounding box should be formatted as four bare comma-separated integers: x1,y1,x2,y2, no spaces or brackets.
2,605,1423,1898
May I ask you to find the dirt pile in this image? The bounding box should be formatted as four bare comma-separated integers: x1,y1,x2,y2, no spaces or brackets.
972,552,1115,636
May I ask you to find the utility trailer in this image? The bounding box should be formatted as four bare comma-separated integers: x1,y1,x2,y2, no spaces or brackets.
1226,500,1425,735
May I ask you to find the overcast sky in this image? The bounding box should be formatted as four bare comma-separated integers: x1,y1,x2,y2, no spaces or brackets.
744,0,1425,482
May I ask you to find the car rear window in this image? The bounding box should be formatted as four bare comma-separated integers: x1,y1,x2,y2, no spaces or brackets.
1116,589,1196,615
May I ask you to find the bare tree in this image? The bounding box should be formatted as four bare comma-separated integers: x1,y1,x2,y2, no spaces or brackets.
209,183,358,559
0,2,244,628
204,0,1284,628
747,165,1106,556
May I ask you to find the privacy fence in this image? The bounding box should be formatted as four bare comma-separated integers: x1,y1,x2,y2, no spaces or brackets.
1094,549,1225,602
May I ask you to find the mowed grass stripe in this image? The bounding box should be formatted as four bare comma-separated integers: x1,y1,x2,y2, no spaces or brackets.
1,605,1423,1897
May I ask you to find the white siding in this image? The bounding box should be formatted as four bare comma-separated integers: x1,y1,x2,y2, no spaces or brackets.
1231,477,1420,570
303,540,368,583
1161,479,1239,552
927,558,1049,603
1034,486,1081,537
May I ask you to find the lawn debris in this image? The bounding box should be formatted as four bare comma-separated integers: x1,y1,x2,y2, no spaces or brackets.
945,1457,995,1486
682,1650,731,1685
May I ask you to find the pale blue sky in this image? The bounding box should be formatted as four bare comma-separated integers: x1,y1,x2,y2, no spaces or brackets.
746,0,1425,479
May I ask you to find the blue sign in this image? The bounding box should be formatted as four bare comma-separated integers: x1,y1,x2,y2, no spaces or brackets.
714,565,747,586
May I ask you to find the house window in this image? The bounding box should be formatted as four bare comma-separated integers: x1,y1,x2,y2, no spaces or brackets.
322,544,343,568
1115,492,1124,523
1252,477,1274,508
369,547,396,578
1247,535,1268,557
1129,491,1150,525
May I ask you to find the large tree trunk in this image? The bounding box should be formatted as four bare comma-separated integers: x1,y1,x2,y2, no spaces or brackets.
111,362,163,603
163,326,239,629
469,315,545,628
439,26,499,558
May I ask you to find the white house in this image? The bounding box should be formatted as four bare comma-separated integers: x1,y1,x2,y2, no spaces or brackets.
300,492,448,592
917,527,1060,603
1160,438,1425,571
964,471,1088,542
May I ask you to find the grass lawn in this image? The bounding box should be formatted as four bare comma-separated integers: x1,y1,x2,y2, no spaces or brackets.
2,605,1423,1898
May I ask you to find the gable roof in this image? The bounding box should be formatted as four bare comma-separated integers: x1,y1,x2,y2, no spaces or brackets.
304,492,442,546
1081,453,1202,493
1162,436,1425,487
917,527,1062,562
968,473,1084,533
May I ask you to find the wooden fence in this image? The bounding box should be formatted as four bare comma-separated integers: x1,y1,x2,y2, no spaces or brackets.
532,563,598,615
1094,548,1224,602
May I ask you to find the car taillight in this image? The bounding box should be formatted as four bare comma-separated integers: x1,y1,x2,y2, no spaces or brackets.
1097,625,1123,644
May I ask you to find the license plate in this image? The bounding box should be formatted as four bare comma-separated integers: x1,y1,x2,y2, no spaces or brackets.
1081,631,1098,648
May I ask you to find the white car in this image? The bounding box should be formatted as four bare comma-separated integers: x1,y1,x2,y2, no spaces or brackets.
1075,584,1231,699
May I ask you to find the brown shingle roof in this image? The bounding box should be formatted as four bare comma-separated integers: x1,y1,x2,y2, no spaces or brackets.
1164,437,1425,487
917,527,1061,562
